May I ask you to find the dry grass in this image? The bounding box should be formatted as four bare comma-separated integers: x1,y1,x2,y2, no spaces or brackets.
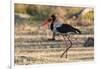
14,33,94,65
15,47,94,65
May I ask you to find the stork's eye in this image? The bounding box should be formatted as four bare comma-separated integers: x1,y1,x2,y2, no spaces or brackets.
48,18,52,22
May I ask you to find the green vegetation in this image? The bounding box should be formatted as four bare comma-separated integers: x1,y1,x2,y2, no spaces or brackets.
82,11,94,20
15,4,94,25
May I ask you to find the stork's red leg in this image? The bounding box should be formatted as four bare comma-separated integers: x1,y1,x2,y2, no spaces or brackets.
52,32,56,40
60,35,72,58
60,35,68,58
65,35,72,58
48,32,55,41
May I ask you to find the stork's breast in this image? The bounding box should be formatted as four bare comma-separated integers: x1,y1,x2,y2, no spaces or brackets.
53,23,63,33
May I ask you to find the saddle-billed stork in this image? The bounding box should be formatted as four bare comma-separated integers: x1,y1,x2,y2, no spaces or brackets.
42,14,81,58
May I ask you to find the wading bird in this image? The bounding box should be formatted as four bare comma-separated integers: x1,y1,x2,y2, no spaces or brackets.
42,14,81,58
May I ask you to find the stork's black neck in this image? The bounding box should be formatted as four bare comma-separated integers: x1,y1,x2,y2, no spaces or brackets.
50,15,56,31
50,20,55,31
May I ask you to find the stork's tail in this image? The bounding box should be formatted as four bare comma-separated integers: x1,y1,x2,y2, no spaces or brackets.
75,28,81,34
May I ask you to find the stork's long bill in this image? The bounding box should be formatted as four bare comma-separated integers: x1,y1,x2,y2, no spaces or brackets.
42,18,52,28
42,20,48,28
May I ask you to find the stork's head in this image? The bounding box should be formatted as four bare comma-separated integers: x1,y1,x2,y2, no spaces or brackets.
51,14,56,21
42,14,56,28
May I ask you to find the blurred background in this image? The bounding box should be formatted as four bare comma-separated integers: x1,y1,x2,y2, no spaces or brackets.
15,3,94,35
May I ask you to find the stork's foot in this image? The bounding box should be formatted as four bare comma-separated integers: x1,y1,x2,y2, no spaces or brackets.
66,54,68,58
60,55,63,58
60,54,67,58
48,38,55,41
